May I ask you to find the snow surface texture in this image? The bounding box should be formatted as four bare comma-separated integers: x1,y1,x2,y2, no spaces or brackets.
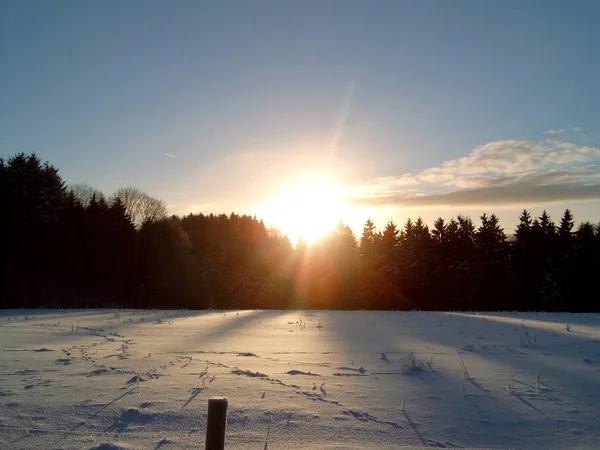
0,310,599,449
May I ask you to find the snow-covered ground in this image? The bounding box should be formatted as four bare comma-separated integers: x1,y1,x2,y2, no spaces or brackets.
1,309,599,449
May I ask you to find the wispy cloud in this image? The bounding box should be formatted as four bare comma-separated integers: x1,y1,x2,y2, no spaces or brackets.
544,128,565,135
347,139,600,208
164,153,178,158
572,127,583,133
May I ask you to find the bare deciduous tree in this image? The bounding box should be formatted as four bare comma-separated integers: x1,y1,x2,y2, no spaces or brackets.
68,183,105,207
111,186,168,228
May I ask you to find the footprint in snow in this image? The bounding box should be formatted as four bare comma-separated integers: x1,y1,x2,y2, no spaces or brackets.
320,383,326,396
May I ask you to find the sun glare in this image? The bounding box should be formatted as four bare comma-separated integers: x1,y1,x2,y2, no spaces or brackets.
258,173,346,244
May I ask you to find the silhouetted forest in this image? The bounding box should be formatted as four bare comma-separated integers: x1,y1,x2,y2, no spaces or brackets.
2,153,599,311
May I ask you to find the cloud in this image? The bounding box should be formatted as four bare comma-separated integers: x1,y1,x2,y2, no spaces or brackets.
347,139,600,209
572,127,583,133
164,153,178,158
544,128,565,135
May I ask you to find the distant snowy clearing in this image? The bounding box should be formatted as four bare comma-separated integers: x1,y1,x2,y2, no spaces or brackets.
1,309,599,449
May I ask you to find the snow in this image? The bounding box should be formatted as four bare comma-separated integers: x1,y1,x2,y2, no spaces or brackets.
1,309,599,449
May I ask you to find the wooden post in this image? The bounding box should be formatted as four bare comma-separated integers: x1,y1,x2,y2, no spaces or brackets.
205,397,228,450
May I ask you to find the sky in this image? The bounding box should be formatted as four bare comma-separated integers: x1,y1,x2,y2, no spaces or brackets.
2,0,600,240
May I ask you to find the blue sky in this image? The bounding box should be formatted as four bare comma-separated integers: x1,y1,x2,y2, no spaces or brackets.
2,0,600,237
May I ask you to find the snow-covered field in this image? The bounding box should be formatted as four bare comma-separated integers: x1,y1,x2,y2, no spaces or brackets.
1,310,599,450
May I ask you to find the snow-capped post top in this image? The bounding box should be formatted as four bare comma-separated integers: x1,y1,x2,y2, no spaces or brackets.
206,397,228,450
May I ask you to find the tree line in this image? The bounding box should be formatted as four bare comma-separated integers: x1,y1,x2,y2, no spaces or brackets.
2,153,599,311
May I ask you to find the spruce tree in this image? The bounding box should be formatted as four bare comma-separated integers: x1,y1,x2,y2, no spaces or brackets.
558,209,575,238
515,209,532,242
476,213,507,309
378,221,400,309
358,219,379,309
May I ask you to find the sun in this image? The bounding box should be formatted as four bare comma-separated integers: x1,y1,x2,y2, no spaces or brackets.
257,173,345,244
